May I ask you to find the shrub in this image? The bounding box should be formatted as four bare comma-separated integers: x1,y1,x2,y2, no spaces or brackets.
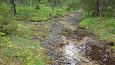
103,6,115,17
0,3,10,16
30,16,49,22
67,0,80,11
0,3,19,35
0,32,5,37
0,17,19,34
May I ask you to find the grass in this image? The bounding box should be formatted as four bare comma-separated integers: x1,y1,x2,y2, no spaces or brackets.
0,20,50,65
16,4,71,22
0,36,45,65
79,17,115,47
10,35,45,65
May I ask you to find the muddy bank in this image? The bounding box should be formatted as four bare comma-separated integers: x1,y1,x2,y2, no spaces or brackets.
43,13,115,65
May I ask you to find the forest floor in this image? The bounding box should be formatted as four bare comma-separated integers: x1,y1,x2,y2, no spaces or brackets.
1,12,114,65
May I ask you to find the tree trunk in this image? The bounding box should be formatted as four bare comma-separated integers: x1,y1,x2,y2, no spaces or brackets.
10,0,16,16
51,0,57,10
94,0,100,16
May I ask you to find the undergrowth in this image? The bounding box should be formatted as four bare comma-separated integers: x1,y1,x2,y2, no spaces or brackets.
16,4,71,22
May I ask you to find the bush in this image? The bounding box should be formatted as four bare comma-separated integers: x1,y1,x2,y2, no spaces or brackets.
0,36,11,47
30,16,49,22
0,32,5,37
0,3,19,35
67,0,80,11
0,3,10,16
103,6,115,17
0,16,19,34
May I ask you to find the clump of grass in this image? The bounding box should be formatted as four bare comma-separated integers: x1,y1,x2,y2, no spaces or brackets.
30,16,49,22
79,17,97,28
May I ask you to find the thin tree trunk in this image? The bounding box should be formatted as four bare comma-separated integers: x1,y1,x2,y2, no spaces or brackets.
51,0,56,10
10,0,16,16
99,0,103,17
94,0,100,16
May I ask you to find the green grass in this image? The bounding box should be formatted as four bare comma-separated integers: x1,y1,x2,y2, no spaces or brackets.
0,36,45,65
0,20,50,65
10,35,45,65
16,4,71,22
79,17,97,27
79,17,115,42
79,17,115,49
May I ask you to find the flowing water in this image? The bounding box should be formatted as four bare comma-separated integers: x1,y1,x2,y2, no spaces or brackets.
62,36,100,65
64,41,81,65
60,36,114,65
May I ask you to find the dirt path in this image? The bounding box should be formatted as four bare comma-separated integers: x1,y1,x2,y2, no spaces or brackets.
33,13,114,65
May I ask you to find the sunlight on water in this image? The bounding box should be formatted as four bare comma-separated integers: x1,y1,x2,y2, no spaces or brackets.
64,41,81,65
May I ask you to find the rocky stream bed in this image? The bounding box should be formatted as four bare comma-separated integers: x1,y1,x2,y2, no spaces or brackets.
34,13,114,65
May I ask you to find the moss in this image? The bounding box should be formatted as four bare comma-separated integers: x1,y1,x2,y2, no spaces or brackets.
112,46,115,50
30,16,49,22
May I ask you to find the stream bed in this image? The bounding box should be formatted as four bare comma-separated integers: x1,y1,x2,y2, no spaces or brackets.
43,13,115,65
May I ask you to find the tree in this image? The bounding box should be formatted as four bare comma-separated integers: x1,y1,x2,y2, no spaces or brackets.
10,0,16,16
50,0,57,9
80,0,115,17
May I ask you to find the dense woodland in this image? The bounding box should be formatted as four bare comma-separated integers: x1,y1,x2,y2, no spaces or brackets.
0,0,115,65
